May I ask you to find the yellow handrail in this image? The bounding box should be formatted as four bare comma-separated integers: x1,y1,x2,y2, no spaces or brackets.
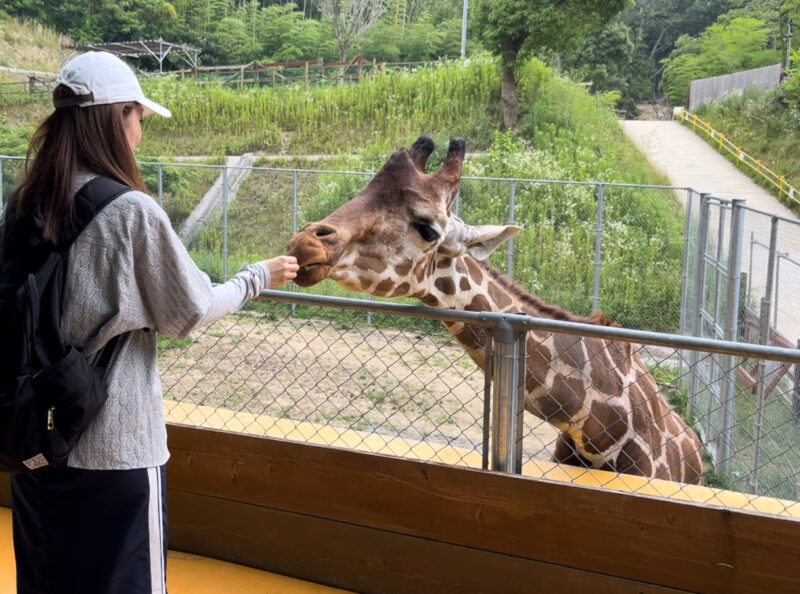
673,107,800,207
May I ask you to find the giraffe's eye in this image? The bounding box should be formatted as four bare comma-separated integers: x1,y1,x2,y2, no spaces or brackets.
413,222,440,243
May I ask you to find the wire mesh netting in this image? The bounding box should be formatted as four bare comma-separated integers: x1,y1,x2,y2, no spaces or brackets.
2,155,800,515
158,297,800,516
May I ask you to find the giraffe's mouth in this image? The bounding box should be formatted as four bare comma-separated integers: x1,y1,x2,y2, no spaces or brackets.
294,261,331,287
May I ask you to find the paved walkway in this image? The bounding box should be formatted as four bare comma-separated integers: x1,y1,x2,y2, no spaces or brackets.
621,120,799,218
621,120,800,346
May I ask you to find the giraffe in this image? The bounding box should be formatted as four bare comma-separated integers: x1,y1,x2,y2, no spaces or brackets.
286,136,704,484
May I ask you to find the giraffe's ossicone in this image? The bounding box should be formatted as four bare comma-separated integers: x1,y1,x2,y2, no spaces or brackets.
286,136,704,484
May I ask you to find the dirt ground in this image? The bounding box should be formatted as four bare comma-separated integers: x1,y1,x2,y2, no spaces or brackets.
159,311,559,462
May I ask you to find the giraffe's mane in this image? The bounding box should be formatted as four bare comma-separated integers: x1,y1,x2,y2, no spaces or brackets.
477,260,619,327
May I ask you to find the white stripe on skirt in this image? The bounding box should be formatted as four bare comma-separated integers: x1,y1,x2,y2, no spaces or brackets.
147,467,166,593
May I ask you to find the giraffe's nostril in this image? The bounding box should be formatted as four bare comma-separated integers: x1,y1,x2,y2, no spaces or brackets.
312,224,337,238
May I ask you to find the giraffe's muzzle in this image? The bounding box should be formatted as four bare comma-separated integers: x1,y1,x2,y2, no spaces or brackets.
286,230,333,287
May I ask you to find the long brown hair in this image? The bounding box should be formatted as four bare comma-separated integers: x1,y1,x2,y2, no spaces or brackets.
6,85,146,245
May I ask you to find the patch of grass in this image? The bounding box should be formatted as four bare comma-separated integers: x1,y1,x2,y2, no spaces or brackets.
157,335,194,356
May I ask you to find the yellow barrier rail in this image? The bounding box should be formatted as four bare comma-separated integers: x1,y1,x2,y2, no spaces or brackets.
673,106,800,208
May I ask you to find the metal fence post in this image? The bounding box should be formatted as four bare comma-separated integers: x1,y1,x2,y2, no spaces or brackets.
0,156,4,211
490,319,525,474
157,162,164,208
482,329,494,471
592,184,606,313
291,169,299,315
764,216,779,321
687,194,710,421
750,297,771,494
222,166,229,282
506,179,516,277
774,253,786,329
719,198,745,472
678,189,695,337
794,339,800,423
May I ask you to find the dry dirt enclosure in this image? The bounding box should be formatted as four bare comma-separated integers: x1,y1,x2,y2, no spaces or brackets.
158,311,559,463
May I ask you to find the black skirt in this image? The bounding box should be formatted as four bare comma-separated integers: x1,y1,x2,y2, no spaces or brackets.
11,464,168,594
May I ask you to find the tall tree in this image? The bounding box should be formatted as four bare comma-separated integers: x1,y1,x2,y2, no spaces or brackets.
314,0,390,61
470,0,632,129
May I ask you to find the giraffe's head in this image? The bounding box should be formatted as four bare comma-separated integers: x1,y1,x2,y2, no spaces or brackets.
286,136,520,298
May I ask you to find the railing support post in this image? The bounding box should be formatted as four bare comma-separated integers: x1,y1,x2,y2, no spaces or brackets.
592,183,605,313
687,194,710,422
719,198,745,472
222,166,229,282
490,319,525,474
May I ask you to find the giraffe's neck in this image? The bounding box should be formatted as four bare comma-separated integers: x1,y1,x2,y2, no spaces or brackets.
416,256,557,366
419,255,585,319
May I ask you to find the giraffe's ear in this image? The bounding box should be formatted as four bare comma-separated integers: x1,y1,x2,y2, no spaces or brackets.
464,225,522,260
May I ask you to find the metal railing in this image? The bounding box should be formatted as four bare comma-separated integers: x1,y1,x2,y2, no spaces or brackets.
159,291,800,514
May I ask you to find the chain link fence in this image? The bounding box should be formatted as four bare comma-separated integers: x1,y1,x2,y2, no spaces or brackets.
159,291,800,516
2,155,800,513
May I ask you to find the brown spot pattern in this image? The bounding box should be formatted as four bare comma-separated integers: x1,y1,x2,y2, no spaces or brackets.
455,258,467,274
455,325,484,350
374,278,395,296
459,278,471,291
420,294,440,307
553,333,586,368
434,277,456,295
438,258,453,269
354,256,387,273
535,375,584,424
584,338,623,397
581,401,629,455
391,282,411,297
617,440,652,476
395,261,412,276
487,282,512,309
465,257,483,284
465,294,490,312
525,337,551,386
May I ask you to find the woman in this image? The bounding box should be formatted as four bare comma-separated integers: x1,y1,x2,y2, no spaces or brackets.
2,51,298,593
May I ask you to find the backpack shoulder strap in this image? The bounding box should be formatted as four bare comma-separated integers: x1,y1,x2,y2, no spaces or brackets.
60,177,132,251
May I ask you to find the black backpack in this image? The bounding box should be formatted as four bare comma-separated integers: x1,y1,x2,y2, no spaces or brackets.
0,177,131,472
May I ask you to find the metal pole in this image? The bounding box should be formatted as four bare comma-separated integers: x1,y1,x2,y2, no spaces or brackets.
491,319,524,473
764,217,779,328
712,203,728,328
592,183,605,313
774,253,785,329
0,157,4,212
291,170,299,315
719,198,745,472
679,189,694,336
687,194,710,423
157,162,164,208
222,166,229,282
794,339,800,423
482,329,493,471
747,231,754,301
750,297,771,494
506,179,515,276
460,0,468,58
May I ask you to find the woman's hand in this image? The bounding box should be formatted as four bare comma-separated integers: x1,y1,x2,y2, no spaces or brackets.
264,255,299,287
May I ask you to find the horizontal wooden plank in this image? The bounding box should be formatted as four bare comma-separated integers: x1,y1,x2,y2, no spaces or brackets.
169,489,687,594
165,424,800,594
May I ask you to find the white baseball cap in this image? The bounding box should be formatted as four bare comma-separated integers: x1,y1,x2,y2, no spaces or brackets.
54,51,171,117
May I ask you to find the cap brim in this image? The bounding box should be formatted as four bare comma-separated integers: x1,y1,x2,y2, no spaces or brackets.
139,96,171,118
